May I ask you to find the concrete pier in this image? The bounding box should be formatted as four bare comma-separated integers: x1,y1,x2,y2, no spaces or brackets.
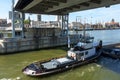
0,35,80,54
103,43,120,49
102,43,120,59
0,33,119,54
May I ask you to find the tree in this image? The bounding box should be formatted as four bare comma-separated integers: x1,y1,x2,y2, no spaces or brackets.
24,19,30,24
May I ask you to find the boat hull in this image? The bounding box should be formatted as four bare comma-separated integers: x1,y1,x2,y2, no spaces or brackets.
22,50,102,77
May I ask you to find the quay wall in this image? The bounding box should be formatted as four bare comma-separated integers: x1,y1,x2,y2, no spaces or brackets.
0,35,79,54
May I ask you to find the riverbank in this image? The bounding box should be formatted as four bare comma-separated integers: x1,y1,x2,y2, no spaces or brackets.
71,28,120,31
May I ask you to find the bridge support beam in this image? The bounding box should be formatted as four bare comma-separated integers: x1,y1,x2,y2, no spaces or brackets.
58,14,70,48
58,14,69,36
21,12,25,38
12,0,25,38
12,0,15,38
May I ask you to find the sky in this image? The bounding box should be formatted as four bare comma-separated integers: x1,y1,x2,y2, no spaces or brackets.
0,0,120,24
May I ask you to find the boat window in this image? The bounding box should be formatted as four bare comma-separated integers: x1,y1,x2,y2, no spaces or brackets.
85,51,88,55
67,55,74,60
79,53,84,56
73,46,83,51
28,64,38,71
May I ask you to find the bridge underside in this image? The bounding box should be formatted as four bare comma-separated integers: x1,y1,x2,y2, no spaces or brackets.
15,0,120,15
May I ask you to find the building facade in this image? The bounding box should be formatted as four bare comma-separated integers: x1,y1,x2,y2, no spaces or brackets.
105,19,119,29
0,19,8,27
69,22,83,30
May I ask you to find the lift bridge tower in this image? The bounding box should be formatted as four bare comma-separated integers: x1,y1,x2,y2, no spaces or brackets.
57,14,70,48
11,0,25,38
57,15,69,36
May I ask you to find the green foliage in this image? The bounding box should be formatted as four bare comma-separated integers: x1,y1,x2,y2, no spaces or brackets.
7,33,12,37
24,19,30,24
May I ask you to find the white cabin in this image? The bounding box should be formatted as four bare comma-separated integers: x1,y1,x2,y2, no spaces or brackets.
67,42,96,61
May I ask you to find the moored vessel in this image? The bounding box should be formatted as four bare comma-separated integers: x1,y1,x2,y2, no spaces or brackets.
22,38,102,76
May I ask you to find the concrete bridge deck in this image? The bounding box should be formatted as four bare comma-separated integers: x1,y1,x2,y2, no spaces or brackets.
15,0,120,15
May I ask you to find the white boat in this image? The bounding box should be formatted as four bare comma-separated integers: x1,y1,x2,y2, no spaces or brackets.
22,38,102,76
68,37,102,61
22,21,103,76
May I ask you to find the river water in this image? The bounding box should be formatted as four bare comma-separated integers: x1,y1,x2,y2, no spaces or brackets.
0,30,120,80
70,29,120,45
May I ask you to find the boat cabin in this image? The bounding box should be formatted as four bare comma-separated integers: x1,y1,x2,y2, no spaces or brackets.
67,42,96,61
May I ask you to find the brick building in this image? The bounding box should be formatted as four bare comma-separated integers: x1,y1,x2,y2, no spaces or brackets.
105,19,119,29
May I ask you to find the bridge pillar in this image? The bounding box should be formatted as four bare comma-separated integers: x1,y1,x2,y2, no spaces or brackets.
58,14,69,36
57,14,70,48
21,12,25,38
12,0,15,38
12,0,25,38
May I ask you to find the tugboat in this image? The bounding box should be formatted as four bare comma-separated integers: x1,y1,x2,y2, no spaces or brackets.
22,37,102,76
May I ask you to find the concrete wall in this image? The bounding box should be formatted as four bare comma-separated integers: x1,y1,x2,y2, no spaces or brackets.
0,35,80,54
25,28,61,38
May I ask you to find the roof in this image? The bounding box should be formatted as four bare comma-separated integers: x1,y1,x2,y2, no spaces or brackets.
15,0,120,15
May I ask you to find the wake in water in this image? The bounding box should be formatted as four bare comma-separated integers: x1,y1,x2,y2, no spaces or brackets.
0,77,21,80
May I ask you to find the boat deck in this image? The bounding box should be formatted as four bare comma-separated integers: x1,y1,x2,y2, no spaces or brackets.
41,57,74,69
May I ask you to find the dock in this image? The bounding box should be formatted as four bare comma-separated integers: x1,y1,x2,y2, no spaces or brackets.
103,43,120,49
102,43,120,59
